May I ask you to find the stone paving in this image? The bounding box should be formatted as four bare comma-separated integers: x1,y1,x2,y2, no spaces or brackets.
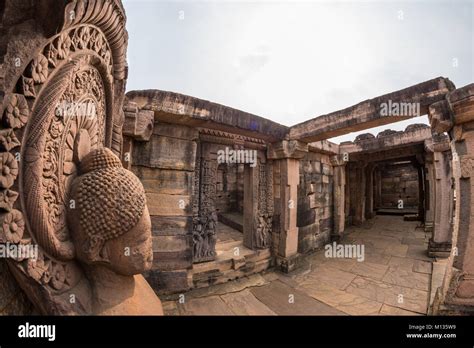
163,215,434,315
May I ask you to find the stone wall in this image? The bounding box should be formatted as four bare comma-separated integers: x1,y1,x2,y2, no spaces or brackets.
297,151,334,253
131,122,198,294
379,163,419,210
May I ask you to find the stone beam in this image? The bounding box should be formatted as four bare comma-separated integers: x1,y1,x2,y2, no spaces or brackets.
339,125,432,155
347,144,424,164
125,90,288,142
289,77,455,142
308,140,340,155
267,140,308,160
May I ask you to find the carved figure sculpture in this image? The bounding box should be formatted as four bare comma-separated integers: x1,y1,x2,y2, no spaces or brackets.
67,147,163,315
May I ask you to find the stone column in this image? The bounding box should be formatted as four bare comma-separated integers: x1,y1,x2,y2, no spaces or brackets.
352,162,367,226
365,163,375,219
416,162,425,222
243,163,259,249
423,147,435,233
330,154,347,241
428,136,452,257
268,140,308,272
429,84,474,312
374,166,382,211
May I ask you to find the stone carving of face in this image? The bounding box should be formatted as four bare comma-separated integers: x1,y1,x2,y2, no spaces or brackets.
67,147,153,276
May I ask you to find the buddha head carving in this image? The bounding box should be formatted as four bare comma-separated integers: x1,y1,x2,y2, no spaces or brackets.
67,147,153,276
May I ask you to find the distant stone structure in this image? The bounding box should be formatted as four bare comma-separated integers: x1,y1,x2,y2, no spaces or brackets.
1,0,474,316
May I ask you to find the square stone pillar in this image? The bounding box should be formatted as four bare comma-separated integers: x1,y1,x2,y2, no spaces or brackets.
428,136,453,257
331,154,347,241
268,140,308,272
416,162,425,222
374,166,382,210
428,84,474,312
365,163,375,219
243,163,259,249
423,149,435,232
352,162,367,226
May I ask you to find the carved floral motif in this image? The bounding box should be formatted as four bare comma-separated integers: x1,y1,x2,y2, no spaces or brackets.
57,33,72,60
2,209,25,243
0,152,18,189
20,76,36,98
28,54,49,84
0,129,20,152
0,189,18,212
3,94,29,129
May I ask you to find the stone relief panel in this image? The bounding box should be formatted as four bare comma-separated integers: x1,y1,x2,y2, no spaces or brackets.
192,151,218,263
255,162,273,249
0,1,162,315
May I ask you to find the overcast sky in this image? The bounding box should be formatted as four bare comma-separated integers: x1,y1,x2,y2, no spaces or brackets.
122,0,473,143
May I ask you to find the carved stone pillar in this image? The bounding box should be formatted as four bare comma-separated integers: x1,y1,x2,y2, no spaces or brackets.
428,136,453,257
429,83,474,312
268,140,308,272
192,150,218,263
243,159,273,250
330,154,347,241
423,147,435,233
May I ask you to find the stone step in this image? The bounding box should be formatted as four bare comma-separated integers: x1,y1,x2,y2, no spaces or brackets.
218,212,243,232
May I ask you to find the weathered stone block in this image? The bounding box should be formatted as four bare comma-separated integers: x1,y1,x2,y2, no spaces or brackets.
297,208,316,227
146,193,192,216
133,166,194,195
153,122,199,140
145,270,190,294
133,135,197,171
150,216,192,236
152,249,193,271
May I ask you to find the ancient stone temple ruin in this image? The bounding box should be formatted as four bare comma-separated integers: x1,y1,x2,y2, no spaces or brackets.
0,0,473,316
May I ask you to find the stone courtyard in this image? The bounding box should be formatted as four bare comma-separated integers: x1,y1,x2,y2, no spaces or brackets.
163,215,443,316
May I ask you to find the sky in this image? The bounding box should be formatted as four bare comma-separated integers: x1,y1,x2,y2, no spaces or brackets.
122,0,473,143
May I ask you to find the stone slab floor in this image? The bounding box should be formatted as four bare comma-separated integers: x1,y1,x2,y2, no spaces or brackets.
163,215,436,316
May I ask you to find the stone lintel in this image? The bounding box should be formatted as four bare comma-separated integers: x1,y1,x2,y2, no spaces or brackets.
126,89,288,142
308,140,340,155
340,126,431,155
267,140,308,160
289,77,455,142
348,144,424,164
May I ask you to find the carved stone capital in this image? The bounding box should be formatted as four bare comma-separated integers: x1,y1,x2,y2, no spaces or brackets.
330,154,347,167
267,140,308,160
432,134,451,153
123,102,154,141
428,100,453,134
449,83,474,126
